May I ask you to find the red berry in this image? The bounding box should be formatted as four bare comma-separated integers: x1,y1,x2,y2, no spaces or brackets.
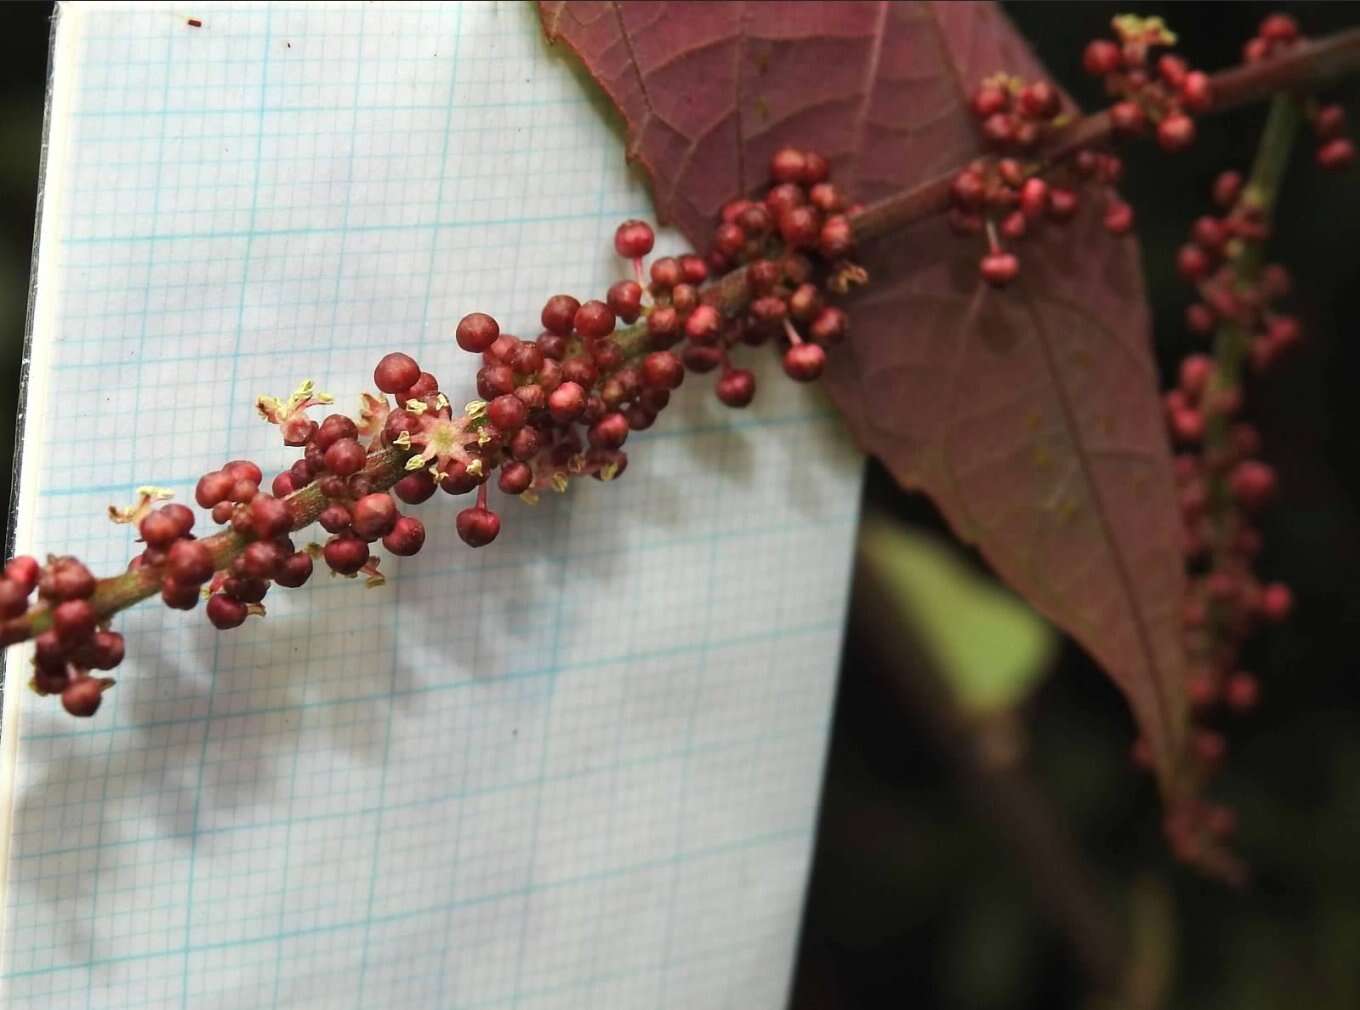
980,251,1019,288
1046,187,1078,221
951,169,985,209
272,472,297,498
769,146,806,183
374,352,421,393
1317,138,1356,171
682,345,723,373
274,552,314,588
456,507,501,548
5,556,39,595
1110,100,1146,136
248,494,292,540
314,414,358,451
716,369,756,407
782,342,826,382
168,539,214,585
238,539,283,579
324,438,366,477
140,510,182,549
1180,71,1212,114
1259,13,1298,43
588,412,630,450
53,599,96,644
195,470,235,508
1314,104,1347,140
970,83,1009,119
613,219,655,259
818,215,853,259
1179,354,1214,399
382,516,426,557
1103,201,1134,235
1212,170,1243,208
207,593,248,629
1260,582,1293,622
83,630,125,670
323,534,369,574
0,579,27,619
642,351,685,391
1176,243,1210,281
161,578,200,610
540,295,580,337
477,364,516,399
352,493,399,540
574,300,616,339
778,205,820,249
548,381,587,424
497,462,533,496
62,677,111,718
1018,177,1047,219
1080,39,1121,76
1225,673,1259,712
647,306,680,348
800,150,830,185
649,256,682,291
809,306,848,346
1157,114,1196,152
607,280,643,323
1018,80,1060,120
488,394,528,431
1230,460,1277,510
392,471,436,505
684,304,722,346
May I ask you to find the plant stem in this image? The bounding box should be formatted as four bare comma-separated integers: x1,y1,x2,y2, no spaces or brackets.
1205,96,1300,544
3,445,412,643
1,30,1352,649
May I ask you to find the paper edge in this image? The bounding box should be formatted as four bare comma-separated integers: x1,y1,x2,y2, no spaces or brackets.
0,0,80,978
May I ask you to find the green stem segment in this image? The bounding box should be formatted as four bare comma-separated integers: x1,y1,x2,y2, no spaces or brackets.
1,31,1353,650
1204,95,1300,543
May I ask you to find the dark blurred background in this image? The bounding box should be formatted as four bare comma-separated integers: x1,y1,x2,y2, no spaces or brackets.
0,4,1357,1009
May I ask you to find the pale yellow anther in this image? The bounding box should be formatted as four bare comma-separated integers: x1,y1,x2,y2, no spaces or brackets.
567,454,586,474
405,399,429,415
551,473,569,493
404,454,429,472
393,431,412,449
107,486,174,525
521,491,539,506
599,462,619,482
434,393,451,411
364,573,387,589
464,399,488,419
477,428,493,446
467,458,484,478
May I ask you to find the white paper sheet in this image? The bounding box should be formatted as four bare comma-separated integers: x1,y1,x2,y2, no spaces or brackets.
0,3,862,1007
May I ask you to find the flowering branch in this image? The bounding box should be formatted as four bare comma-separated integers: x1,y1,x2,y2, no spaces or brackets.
2,15,1357,722
848,24,1360,246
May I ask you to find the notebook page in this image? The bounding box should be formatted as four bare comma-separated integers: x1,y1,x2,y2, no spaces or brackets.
0,3,861,1008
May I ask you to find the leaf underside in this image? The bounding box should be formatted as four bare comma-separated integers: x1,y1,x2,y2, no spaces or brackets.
540,0,1188,785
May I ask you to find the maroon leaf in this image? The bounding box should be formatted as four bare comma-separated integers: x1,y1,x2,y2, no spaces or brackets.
540,1,1188,781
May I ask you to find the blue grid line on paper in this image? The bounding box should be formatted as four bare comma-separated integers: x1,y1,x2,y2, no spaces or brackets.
3,4,863,1008
3,823,813,983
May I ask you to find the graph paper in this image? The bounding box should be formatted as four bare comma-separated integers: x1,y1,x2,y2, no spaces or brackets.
0,3,861,1007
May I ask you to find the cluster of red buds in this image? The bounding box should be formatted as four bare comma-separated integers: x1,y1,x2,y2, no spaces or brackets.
949,15,1214,290
1,148,861,717
1174,171,1302,377
1083,14,1212,153
1142,171,1302,866
949,74,1092,288
1241,13,1355,171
